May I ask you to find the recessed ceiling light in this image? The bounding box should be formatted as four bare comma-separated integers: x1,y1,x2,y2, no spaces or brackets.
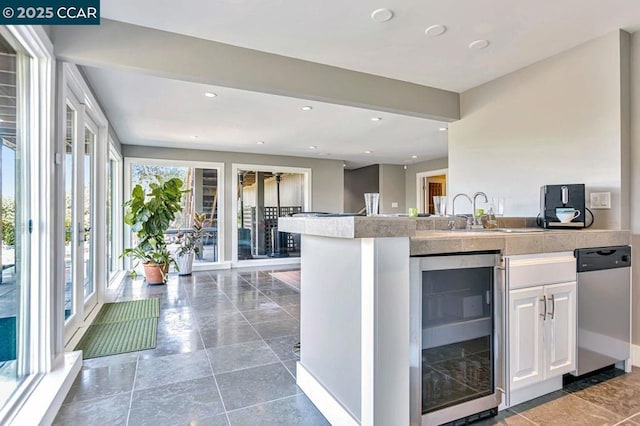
364,150,372,154
257,141,265,145
343,163,347,168
439,127,448,131
309,145,317,150
371,117,382,122
371,8,394,23
301,106,313,111
411,155,418,159
0,119,4,122
204,92,217,98
469,39,490,50
425,24,447,38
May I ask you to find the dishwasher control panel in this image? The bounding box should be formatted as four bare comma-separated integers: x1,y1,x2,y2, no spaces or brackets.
575,245,631,273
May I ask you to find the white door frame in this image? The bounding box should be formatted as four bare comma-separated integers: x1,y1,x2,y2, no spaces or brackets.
231,163,311,267
60,63,108,345
416,168,448,214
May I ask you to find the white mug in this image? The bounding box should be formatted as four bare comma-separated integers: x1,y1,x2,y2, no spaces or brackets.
556,210,580,223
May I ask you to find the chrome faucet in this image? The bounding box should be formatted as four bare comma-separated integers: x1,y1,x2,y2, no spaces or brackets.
472,192,489,225
452,193,472,217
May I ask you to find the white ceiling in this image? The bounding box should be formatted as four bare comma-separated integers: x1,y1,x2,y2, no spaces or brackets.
101,0,640,92
86,1,640,166
83,66,449,167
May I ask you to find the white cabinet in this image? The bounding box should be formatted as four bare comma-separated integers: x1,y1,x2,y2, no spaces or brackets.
508,282,576,391
509,286,544,390
544,282,576,377
505,252,576,404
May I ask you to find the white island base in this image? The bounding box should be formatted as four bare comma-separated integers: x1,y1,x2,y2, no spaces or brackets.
295,234,411,426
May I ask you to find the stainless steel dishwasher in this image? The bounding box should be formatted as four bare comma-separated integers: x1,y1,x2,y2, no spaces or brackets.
574,245,631,376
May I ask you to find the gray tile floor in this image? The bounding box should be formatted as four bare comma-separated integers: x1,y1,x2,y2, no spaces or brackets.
53,267,328,426
53,266,640,426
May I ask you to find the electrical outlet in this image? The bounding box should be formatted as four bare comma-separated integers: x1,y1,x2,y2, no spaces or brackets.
391,202,398,208
590,192,611,209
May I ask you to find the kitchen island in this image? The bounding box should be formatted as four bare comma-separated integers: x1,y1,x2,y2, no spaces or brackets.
278,216,630,426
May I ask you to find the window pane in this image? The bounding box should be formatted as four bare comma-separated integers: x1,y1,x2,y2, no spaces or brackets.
64,106,74,320
83,127,94,300
0,35,29,409
237,171,303,260
106,157,114,278
129,164,220,268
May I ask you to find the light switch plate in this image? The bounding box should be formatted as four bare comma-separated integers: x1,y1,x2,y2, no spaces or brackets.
391,202,398,208
590,192,611,209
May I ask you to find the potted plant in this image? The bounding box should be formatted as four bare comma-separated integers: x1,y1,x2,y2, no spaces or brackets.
122,177,188,284
175,212,211,275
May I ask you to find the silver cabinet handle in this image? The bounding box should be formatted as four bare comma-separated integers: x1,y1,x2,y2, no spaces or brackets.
547,294,555,319
539,295,547,320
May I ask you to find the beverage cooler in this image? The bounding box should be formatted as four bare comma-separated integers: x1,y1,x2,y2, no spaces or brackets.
410,253,503,426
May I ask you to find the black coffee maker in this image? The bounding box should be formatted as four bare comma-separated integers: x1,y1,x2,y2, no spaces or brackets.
540,184,586,229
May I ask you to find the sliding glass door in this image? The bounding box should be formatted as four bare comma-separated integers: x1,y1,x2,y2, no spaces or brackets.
0,30,30,411
125,159,224,270
233,165,311,264
63,96,98,331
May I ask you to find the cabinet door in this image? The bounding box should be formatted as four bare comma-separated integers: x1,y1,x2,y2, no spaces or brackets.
509,286,545,391
544,282,576,378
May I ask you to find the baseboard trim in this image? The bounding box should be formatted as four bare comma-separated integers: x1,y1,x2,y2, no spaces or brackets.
10,351,82,425
632,344,640,367
296,362,359,426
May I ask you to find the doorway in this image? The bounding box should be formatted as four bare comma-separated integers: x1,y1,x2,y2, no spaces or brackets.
232,164,311,266
416,169,448,214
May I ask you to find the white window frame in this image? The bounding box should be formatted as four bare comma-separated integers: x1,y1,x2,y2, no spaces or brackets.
231,163,311,267
58,63,109,346
124,157,226,270
0,25,84,426
107,141,124,287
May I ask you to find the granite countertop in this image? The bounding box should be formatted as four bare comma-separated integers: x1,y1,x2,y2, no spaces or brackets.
278,216,631,256
410,228,630,256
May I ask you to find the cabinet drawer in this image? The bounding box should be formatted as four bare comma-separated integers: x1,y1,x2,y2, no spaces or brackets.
507,252,576,290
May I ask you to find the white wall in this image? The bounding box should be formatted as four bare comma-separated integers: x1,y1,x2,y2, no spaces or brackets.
122,145,343,261
449,31,629,228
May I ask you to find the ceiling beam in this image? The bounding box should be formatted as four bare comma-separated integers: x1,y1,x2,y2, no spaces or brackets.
51,19,459,121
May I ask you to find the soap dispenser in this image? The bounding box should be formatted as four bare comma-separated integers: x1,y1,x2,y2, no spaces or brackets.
483,205,498,229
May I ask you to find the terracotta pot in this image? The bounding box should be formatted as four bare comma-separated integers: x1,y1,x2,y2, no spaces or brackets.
143,262,168,284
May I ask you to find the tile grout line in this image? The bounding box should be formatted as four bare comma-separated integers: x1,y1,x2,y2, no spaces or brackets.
224,393,303,415
125,351,141,426
560,391,626,424
185,274,233,425
227,274,302,393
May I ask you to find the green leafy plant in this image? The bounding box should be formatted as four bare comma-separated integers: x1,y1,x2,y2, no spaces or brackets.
121,177,188,280
176,212,211,257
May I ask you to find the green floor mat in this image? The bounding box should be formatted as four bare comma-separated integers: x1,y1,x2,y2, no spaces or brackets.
92,299,159,325
75,299,160,359
76,317,158,359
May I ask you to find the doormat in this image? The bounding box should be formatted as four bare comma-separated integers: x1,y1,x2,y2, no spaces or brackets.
92,299,160,324
75,299,159,359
